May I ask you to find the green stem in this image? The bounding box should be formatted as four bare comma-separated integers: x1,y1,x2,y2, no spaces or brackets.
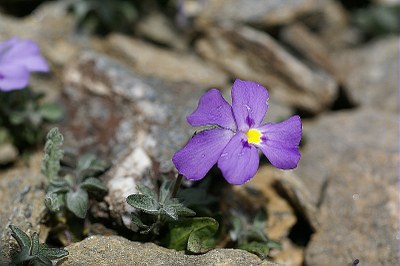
171,173,183,198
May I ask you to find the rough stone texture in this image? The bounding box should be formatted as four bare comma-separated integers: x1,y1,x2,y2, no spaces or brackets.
196,23,337,113
293,108,397,265
0,143,18,165
107,34,228,88
0,153,46,265
280,22,337,76
333,37,398,113
60,235,275,266
197,0,326,27
62,51,206,227
135,11,187,51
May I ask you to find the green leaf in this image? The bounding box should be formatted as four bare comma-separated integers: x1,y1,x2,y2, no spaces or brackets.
41,128,64,181
9,111,26,125
47,179,70,193
126,194,159,214
77,153,97,171
66,188,89,218
136,184,158,200
161,205,178,220
131,213,148,228
253,209,267,230
80,177,107,193
38,102,64,122
33,254,53,266
9,225,31,248
159,180,173,203
164,217,219,253
131,213,152,234
266,239,281,250
30,232,40,256
165,198,196,217
39,244,69,260
238,241,271,259
44,192,65,212
78,153,110,179
11,246,33,264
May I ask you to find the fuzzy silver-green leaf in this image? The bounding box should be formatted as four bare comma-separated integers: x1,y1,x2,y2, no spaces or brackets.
41,128,64,181
126,194,159,214
66,188,89,218
80,177,107,192
39,243,69,259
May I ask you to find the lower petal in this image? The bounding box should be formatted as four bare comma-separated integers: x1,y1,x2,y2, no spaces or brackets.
257,115,302,169
0,64,29,91
217,132,260,185
172,128,233,181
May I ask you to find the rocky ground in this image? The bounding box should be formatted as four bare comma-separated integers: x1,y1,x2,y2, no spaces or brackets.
0,1,398,265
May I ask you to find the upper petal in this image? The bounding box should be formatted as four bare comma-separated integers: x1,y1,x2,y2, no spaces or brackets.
217,132,260,185
172,128,233,181
0,38,48,72
0,64,29,91
231,79,269,131
187,88,236,130
257,115,302,169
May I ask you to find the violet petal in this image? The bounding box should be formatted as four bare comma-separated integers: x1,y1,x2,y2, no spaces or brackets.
187,88,236,130
217,132,260,185
0,64,29,91
172,128,234,181
0,38,48,72
231,79,268,131
257,115,302,169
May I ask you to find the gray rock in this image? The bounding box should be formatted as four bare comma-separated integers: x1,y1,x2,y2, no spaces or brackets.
0,153,47,265
292,108,397,264
62,51,205,227
59,235,275,266
197,0,326,27
0,143,18,165
333,37,398,112
107,34,228,88
280,22,337,76
196,24,338,113
135,12,187,51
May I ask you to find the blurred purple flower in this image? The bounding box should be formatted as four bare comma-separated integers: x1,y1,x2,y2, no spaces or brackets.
0,37,49,91
173,79,302,185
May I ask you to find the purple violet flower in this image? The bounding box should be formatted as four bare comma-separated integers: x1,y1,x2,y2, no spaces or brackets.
172,79,302,185
0,37,49,91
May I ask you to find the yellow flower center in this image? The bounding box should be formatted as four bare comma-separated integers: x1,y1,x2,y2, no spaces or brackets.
246,128,262,144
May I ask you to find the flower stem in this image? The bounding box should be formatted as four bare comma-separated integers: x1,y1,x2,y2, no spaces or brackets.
171,173,183,198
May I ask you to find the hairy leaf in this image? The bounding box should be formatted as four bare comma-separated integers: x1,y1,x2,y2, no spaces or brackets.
38,103,64,122
44,192,65,212
161,205,178,220
136,184,158,200
238,241,270,259
9,225,31,248
11,246,32,265
47,179,70,194
66,188,89,218
80,177,107,193
41,128,64,181
33,254,53,266
77,153,97,171
126,194,159,214
165,198,196,217
30,232,40,256
164,217,219,253
159,180,173,203
39,244,69,260
78,153,110,179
